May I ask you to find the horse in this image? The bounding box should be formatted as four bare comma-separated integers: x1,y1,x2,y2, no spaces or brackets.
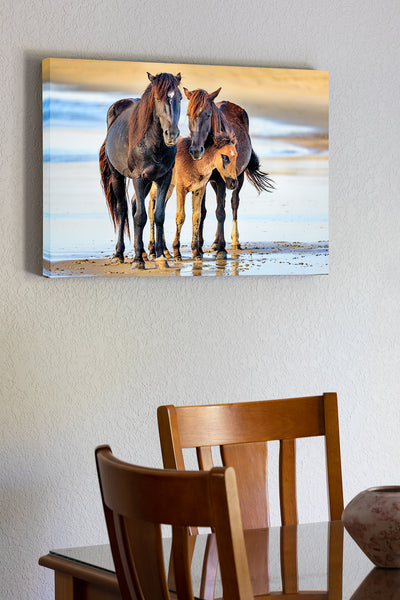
99,72,182,269
184,87,274,258
147,131,238,260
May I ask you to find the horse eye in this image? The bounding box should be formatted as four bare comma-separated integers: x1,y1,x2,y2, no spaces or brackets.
222,154,230,165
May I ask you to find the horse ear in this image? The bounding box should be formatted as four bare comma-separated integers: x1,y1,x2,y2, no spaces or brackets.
208,87,222,101
175,72,181,85
183,87,192,100
147,72,155,82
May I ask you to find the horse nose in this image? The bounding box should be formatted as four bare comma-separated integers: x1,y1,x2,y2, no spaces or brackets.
226,178,238,190
189,146,205,160
164,127,179,146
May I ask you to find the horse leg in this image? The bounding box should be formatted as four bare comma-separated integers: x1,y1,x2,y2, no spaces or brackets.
173,185,187,260
154,172,173,269
147,183,157,259
148,182,172,259
111,170,128,262
162,183,174,259
210,170,227,259
199,188,207,255
131,178,150,269
132,194,148,261
191,188,205,260
231,171,244,250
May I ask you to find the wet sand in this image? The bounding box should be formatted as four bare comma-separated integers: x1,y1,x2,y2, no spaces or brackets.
43,242,329,278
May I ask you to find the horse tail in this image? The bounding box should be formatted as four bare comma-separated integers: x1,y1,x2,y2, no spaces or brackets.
99,141,130,238
245,149,275,194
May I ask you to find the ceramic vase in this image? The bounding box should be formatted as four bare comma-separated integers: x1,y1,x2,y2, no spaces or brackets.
342,486,400,568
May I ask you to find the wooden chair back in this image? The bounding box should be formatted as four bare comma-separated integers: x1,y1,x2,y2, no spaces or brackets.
95,445,254,600
157,393,343,528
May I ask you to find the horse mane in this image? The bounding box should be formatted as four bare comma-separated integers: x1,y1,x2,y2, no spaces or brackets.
129,73,181,148
211,103,231,137
187,89,232,140
213,131,236,149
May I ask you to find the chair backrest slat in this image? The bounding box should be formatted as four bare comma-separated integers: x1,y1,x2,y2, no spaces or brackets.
221,442,269,528
197,446,213,470
279,439,298,526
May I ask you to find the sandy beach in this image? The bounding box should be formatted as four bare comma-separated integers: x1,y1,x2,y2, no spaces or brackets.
43,241,329,278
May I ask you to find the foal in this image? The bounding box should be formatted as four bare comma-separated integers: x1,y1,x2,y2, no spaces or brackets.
148,132,238,260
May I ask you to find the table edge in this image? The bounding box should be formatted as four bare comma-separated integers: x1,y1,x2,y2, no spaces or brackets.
39,553,120,592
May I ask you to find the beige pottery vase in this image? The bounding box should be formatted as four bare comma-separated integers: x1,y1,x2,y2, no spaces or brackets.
342,486,400,568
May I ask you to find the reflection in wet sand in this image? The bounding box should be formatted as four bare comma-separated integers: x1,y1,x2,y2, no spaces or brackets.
43,242,328,278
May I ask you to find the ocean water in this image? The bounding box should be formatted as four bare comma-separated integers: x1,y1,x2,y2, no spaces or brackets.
43,83,329,275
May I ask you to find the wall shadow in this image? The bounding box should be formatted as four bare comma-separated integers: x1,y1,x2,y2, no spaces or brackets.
23,52,44,275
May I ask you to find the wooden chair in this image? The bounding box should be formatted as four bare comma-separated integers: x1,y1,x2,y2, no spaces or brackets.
157,393,344,529
158,394,344,599
95,445,254,600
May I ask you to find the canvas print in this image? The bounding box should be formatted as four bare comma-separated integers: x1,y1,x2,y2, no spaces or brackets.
43,58,329,277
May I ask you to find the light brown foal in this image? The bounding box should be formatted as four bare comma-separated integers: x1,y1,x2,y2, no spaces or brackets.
148,132,238,260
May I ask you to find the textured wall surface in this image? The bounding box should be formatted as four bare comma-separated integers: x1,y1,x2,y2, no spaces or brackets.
1,1,399,598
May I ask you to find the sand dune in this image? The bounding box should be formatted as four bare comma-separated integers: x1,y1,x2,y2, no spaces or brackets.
43,58,328,128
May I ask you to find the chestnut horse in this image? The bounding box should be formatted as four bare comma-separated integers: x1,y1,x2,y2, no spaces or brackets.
148,131,238,260
184,87,274,258
99,72,182,269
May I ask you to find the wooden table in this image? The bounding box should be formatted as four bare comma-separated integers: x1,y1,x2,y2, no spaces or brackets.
39,521,399,599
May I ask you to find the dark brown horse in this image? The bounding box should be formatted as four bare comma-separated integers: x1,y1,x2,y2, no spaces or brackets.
184,87,274,258
148,131,238,260
99,72,182,269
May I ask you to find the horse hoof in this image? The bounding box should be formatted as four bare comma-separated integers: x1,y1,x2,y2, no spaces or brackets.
164,250,172,259
211,243,218,251
131,260,145,270
148,253,156,261
173,252,182,261
155,256,169,269
217,250,227,260
232,244,242,251
112,254,124,264
142,252,149,262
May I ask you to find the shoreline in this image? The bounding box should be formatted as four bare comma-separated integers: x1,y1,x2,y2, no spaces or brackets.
43,241,329,278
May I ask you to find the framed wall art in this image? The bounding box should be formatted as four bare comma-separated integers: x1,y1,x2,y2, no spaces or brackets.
43,58,328,277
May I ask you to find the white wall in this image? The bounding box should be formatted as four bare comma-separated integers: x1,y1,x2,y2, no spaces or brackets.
1,1,399,598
